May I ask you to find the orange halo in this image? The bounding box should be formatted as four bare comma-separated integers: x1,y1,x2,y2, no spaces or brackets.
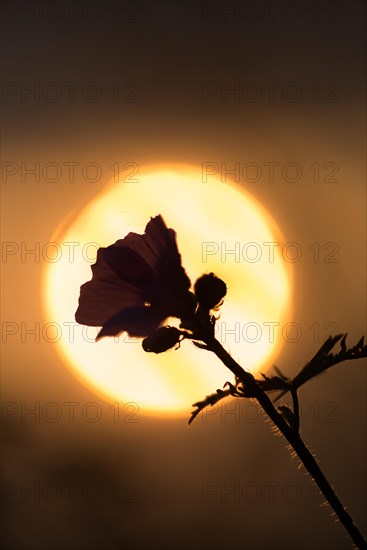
43,164,292,417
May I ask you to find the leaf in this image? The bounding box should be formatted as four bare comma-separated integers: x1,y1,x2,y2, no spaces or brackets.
353,336,365,351
223,380,243,397
288,334,367,395
291,334,345,389
313,334,344,360
189,334,367,421
273,365,289,382
340,333,347,352
188,388,231,425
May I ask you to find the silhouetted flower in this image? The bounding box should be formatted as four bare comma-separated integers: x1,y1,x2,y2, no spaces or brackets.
75,215,196,339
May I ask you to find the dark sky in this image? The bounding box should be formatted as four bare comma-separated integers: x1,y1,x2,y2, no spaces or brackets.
1,1,366,549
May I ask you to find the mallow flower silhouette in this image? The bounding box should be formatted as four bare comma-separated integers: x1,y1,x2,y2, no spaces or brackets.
75,214,367,549
75,214,226,349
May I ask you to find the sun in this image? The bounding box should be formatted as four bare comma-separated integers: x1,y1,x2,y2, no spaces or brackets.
43,164,292,417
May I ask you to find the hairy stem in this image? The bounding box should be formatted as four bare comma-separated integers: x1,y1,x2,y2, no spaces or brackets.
206,337,367,549
290,433,366,549
290,388,300,432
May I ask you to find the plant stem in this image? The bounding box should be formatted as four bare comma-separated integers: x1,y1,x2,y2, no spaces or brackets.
290,433,366,549
207,337,367,549
290,387,300,432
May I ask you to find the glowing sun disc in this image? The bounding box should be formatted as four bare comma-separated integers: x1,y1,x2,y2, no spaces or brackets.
43,164,291,417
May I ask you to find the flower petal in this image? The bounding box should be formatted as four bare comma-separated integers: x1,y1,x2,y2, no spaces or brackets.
113,215,183,273
96,306,164,339
75,248,144,327
108,215,191,308
103,246,155,287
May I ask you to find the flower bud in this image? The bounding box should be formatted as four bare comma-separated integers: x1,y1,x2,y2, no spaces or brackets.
194,273,227,309
142,326,183,354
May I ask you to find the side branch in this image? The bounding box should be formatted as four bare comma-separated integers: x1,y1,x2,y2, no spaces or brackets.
189,335,367,549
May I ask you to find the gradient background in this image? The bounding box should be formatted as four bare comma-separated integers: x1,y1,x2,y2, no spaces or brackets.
1,1,366,549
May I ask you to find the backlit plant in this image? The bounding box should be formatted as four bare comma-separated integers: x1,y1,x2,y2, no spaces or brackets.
76,215,367,549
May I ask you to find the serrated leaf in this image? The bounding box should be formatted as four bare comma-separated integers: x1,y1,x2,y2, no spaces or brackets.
314,334,344,359
340,334,347,352
188,388,231,425
273,365,289,381
291,334,367,393
354,336,365,351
